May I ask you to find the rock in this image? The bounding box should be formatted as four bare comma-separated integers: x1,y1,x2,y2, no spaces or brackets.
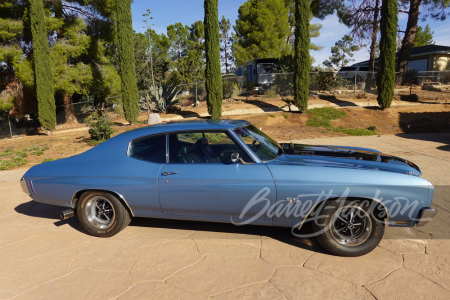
147,113,162,125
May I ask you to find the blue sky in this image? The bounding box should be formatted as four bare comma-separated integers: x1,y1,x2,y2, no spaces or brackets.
131,0,450,67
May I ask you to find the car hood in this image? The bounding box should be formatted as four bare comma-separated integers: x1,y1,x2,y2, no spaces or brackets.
266,143,421,176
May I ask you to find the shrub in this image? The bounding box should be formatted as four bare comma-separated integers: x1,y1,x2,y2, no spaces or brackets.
223,80,235,99
264,86,278,98
84,112,114,141
368,125,377,131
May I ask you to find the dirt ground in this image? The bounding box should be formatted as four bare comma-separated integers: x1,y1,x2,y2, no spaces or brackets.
1,86,449,170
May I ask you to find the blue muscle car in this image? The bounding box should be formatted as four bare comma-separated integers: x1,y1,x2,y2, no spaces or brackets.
20,120,437,256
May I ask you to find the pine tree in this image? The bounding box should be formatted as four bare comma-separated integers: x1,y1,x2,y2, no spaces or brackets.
30,0,56,130
377,0,398,109
115,0,139,123
293,0,310,113
233,0,290,66
413,25,435,47
204,0,223,119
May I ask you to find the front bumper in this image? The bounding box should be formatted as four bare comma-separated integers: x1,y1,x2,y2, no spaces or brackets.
415,208,438,227
20,178,30,195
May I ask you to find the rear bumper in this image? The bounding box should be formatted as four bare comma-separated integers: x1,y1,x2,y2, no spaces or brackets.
415,208,438,227
20,177,30,195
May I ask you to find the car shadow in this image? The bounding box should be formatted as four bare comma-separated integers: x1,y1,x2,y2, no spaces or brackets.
130,217,327,254
15,200,328,255
395,132,450,152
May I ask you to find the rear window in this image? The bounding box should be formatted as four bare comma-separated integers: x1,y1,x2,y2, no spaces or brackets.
129,135,166,163
340,67,356,71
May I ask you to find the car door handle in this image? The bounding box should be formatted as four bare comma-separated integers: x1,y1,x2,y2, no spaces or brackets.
162,171,179,176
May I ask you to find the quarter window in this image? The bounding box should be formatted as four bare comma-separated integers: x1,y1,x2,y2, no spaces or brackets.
129,135,166,163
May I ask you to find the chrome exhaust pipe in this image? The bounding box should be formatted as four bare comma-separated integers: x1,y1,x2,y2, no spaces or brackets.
60,209,75,220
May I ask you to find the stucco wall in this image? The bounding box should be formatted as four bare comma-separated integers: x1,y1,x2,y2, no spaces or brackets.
433,55,450,71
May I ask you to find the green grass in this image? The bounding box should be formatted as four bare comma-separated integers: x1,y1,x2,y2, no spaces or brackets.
306,107,346,120
31,150,44,156
41,158,54,163
0,156,28,170
14,150,28,158
86,139,105,146
0,148,13,157
307,116,332,127
306,107,378,136
332,127,378,136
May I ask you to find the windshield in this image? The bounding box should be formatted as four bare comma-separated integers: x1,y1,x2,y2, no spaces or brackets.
233,125,282,161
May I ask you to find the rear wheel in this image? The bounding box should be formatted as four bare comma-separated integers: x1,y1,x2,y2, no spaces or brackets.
312,200,384,256
77,191,131,237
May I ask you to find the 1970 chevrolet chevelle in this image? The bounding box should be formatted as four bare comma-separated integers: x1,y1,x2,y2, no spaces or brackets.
20,120,437,256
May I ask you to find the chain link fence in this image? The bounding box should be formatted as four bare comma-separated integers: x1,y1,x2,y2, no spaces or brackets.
2,70,450,139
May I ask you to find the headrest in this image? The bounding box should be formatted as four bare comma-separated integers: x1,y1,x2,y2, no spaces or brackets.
195,137,208,148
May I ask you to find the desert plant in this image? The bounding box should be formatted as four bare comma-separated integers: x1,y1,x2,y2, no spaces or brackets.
264,86,278,98
281,98,296,112
84,112,114,141
149,85,180,113
223,80,235,99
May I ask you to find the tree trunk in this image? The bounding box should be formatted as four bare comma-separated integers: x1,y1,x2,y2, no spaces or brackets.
365,0,380,91
396,0,422,86
63,94,77,123
55,0,78,124
224,35,229,74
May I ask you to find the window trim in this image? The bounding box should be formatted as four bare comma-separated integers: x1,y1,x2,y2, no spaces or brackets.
166,129,259,164
127,133,168,164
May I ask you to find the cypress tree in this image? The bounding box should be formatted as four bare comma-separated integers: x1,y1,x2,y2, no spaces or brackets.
204,0,223,119
377,0,398,109
115,0,139,123
30,0,56,131
293,0,310,113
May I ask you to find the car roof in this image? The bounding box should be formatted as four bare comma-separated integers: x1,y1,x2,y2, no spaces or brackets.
125,119,249,137
112,119,248,143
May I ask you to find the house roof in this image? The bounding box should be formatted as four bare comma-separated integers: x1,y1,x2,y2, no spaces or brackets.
352,45,450,67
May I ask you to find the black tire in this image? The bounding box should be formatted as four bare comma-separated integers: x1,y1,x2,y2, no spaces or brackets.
77,191,131,237
312,200,384,257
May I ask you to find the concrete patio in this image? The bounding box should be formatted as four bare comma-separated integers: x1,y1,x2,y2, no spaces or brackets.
0,133,449,299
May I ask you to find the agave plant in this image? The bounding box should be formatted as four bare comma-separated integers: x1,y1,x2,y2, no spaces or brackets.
149,85,180,113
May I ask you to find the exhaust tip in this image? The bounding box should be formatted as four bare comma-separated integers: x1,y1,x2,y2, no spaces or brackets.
60,209,75,220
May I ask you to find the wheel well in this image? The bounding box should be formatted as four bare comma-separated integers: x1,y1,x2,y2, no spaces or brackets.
301,197,388,228
72,189,134,217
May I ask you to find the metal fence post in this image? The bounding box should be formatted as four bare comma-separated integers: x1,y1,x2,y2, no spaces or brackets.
195,82,198,107
8,113,13,138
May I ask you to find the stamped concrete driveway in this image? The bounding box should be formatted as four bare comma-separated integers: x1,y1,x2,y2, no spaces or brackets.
1,133,449,299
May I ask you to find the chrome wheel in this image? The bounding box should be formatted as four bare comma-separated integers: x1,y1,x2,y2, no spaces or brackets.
85,196,116,229
330,205,372,246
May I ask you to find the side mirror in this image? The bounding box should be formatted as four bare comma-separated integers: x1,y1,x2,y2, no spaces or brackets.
231,152,240,163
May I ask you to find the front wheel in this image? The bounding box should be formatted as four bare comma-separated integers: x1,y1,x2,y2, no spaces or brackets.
77,191,131,237
312,200,384,256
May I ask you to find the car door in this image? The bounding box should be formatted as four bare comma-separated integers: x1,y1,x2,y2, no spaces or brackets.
158,131,276,224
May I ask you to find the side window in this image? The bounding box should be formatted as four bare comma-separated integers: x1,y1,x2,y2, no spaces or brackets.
168,131,251,164
129,135,166,163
